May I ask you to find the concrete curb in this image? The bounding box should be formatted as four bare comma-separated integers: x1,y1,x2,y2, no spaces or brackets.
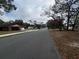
0,30,39,38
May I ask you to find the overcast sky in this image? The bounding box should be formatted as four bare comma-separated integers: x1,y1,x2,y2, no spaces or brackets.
0,0,55,23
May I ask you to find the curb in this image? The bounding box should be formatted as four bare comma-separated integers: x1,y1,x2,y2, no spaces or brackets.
0,30,39,38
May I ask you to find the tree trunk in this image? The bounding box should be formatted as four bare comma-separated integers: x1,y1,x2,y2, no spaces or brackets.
67,6,70,31
72,14,78,31
67,14,70,30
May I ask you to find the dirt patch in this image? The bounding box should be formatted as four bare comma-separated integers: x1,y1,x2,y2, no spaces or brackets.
49,29,79,59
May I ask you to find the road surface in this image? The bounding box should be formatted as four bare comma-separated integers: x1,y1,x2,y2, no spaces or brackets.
0,29,60,59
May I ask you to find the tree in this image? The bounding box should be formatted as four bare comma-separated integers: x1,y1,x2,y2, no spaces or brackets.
47,20,54,29
45,0,79,31
14,20,23,26
0,19,4,25
23,23,30,29
0,0,16,13
47,18,64,30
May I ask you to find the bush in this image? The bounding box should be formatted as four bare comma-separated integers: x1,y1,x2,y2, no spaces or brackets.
47,19,64,30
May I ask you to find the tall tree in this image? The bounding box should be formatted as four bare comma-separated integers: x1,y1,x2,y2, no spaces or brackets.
45,0,79,30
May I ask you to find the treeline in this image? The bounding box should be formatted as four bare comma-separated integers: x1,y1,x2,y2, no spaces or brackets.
45,0,79,31
0,19,46,29
0,19,30,29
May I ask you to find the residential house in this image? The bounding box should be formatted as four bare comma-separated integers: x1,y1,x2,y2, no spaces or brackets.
0,23,24,31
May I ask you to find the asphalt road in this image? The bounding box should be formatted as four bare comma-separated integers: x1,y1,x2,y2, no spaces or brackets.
0,29,60,59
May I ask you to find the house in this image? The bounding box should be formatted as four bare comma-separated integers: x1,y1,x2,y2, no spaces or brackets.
10,24,21,31
0,23,24,31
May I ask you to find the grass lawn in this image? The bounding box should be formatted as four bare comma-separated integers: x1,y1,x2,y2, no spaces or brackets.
49,29,79,59
0,31,20,35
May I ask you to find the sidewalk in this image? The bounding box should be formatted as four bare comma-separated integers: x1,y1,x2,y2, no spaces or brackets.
0,29,39,38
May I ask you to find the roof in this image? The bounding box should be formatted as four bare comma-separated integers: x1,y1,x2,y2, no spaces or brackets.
11,24,20,27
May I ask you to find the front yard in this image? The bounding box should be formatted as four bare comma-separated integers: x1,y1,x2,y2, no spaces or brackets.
49,29,79,59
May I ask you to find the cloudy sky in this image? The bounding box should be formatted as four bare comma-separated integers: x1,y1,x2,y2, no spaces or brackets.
0,0,55,23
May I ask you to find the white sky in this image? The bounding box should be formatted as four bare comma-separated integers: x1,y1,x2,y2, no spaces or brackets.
0,0,55,23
